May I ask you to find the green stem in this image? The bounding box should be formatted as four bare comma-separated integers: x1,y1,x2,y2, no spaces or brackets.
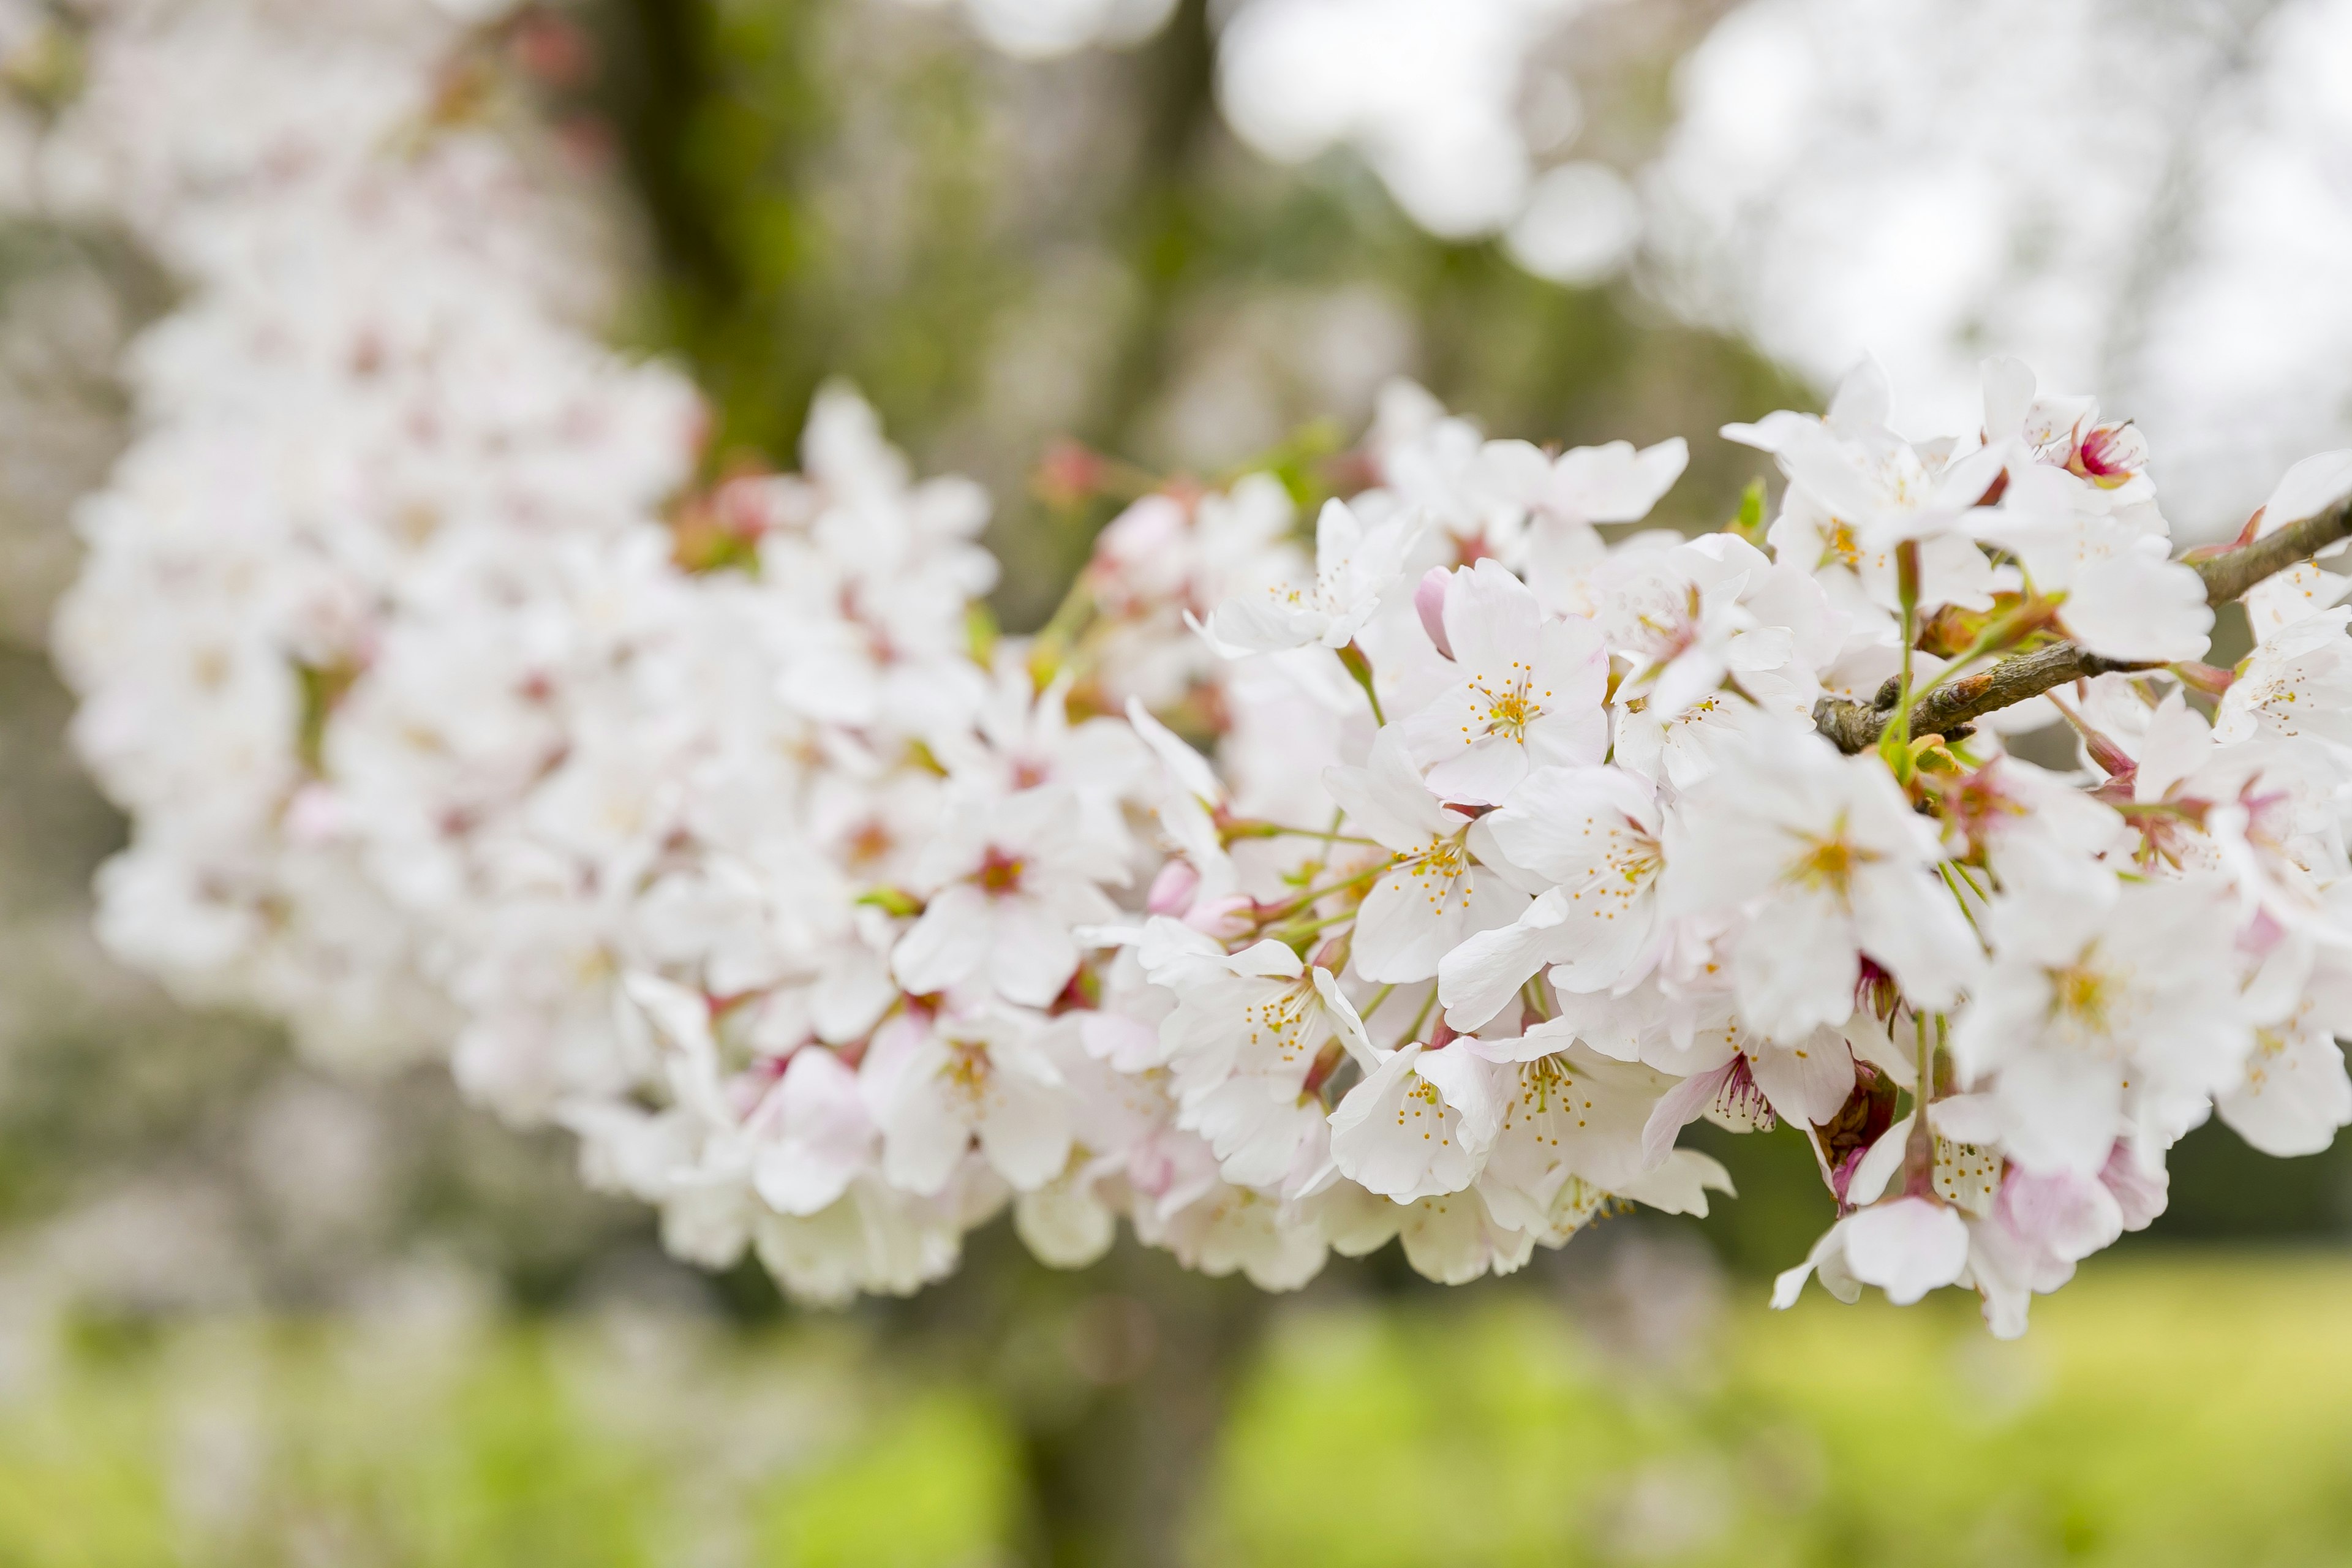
1222,821,1385,848
1256,863,1386,925
1336,641,1385,726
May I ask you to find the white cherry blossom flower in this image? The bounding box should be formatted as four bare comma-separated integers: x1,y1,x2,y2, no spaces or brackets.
2215,607,2352,750
1951,872,2255,1177
1395,559,1608,804
1664,727,1977,1041
873,1009,1072,1197
1322,728,1525,982
1773,1196,1970,1310
891,786,1125,1007
1202,497,1420,655
1327,1039,1506,1202
1437,764,1663,1029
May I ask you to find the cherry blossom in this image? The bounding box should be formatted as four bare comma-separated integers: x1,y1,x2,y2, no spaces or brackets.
43,4,2352,1333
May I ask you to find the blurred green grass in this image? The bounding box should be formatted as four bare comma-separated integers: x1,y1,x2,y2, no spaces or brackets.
3,1254,2351,1566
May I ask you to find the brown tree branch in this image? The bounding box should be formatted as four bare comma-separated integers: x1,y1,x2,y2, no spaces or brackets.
1814,492,2352,753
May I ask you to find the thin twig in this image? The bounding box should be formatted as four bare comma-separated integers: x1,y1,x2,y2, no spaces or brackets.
1814,493,2352,753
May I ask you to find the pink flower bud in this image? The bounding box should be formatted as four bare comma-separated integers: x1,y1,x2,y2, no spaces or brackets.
1414,566,1454,659
2068,421,2147,488
1146,858,1200,915
1183,895,1254,941
284,783,350,846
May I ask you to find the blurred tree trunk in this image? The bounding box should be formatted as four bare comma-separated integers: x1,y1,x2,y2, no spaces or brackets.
889,1228,1272,1568
1016,1259,1268,1567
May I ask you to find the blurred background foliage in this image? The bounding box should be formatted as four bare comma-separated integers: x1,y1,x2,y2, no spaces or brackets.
0,0,2345,1562
6,1254,2352,1565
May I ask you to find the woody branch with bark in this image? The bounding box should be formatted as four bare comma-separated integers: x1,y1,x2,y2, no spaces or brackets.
1813,494,2352,753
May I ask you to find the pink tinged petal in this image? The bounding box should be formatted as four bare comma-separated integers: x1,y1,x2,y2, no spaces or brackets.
880,1060,965,1197
1521,707,1610,774
1732,892,1860,1043
1328,1047,1428,1198
1849,868,1978,1011
987,894,1082,1008
1485,765,1656,884
1613,1149,1735,1216
1981,355,2036,440
1844,1114,1913,1208
2060,554,2212,664
2098,1143,2169,1231
1229,938,1308,980
1441,559,1542,673
1771,1219,1861,1310
1543,889,1658,997
1996,1166,2122,1265
1125,696,1225,805
1414,1046,1507,1156
813,949,899,1044
1079,1011,1165,1072
2217,1033,2352,1158
1422,734,1531,806
2258,450,2352,533
1351,864,1470,984
1205,595,1328,655
1549,437,1687,522
1310,967,1381,1073
1828,355,1893,431
1747,1031,1856,1128
1642,1059,1735,1168
1322,729,1457,851
753,1049,871,1216
1842,1197,1970,1305
978,1067,1076,1191
1147,859,1202,915
1414,567,1455,658
891,884,993,996
1997,1051,2124,1178
1438,889,1570,1031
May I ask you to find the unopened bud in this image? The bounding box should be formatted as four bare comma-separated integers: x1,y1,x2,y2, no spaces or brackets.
1414,567,1455,659
1146,858,1200,915
1183,895,1254,941
1035,440,1109,508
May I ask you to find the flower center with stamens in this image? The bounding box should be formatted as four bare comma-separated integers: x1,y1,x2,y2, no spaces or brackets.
1822,519,1862,570
1466,660,1548,745
1406,833,1474,913
1783,817,1874,901
976,847,1025,896
942,1038,992,1101
2050,958,2114,1036
1608,833,1662,889
1487,688,1536,738
1243,982,1315,1063
845,818,894,869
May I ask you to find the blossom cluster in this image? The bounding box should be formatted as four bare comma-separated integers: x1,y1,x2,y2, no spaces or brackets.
41,0,2352,1332
39,0,701,1079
